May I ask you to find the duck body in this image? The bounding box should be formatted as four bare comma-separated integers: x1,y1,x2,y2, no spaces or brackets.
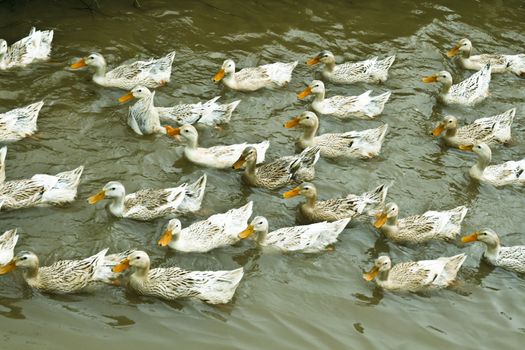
157,96,240,126
0,101,43,142
0,27,53,69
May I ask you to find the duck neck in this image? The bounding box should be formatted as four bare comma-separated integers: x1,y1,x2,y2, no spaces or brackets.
304,193,317,209
301,124,318,144
23,263,40,282
461,49,471,59
483,242,500,260
109,195,126,217
323,61,336,72
133,264,150,279
243,158,257,179
386,215,398,227
441,82,452,94
313,90,325,102
93,63,107,78
255,228,269,245
475,153,491,172
445,127,457,137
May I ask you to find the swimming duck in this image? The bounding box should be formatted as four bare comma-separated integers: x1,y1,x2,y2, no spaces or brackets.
232,146,320,190
0,147,83,210
298,80,391,119
284,111,388,158
71,51,176,90
460,143,525,186
283,182,389,222
422,64,491,105
158,201,253,252
0,101,43,143
88,174,206,221
373,202,468,244
306,51,395,84
239,216,349,252
113,250,243,304
0,27,53,69
0,229,18,267
363,254,467,292
169,124,269,169
433,108,515,148
213,59,298,91
462,229,525,274
447,38,525,77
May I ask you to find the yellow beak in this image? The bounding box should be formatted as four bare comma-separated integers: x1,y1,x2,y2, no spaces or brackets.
363,266,380,281
297,86,312,99
213,68,225,82
239,224,255,239
70,58,87,69
447,45,460,58
374,212,388,229
432,123,445,137
461,232,479,243
284,116,301,128
0,260,16,275
88,190,106,204
422,75,438,83
232,155,246,170
158,229,173,247
459,144,474,151
306,56,320,65
283,187,301,199
165,126,180,137
112,258,130,273
118,92,134,103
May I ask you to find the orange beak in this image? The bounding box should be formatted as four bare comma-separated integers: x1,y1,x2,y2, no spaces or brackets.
284,116,301,128
363,266,380,281
118,92,134,103
283,187,301,199
0,260,16,275
158,229,173,247
422,75,438,83
374,212,388,229
70,58,87,69
112,258,130,273
459,144,474,151
165,126,180,137
213,68,225,82
432,123,445,137
232,155,246,170
88,190,106,204
447,45,460,58
239,224,255,239
297,86,312,99
461,232,479,243
306,56,320,65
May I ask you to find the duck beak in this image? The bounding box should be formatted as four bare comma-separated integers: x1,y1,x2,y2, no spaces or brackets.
164,126,180,137
88,190,106,204
306,56,320,65
70,58,87,69
447,45,460,58
118,92,134,103
284,116,301,128
422,75,438,83
432,123,445,137
297,86,312,99
283,187,301,199
0,260,16,275
158,229,173,247
112,258,130,273
374,212,388,228
363,266,380,281
461,232,479,243
213,68,225,82
459,144,474,151
232,155,246,170
239,224,255,239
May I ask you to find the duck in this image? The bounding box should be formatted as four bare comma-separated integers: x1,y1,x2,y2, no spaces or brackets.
373,202,468,244
433,108,515,148
158,201,253,252
168,124,269,169
298,80,391,119
460,143,525,186
284,111,388,158
213,59,298,91
283,182,389,222
0,101,43,143
0,147,83,210
306,51,395,84
70,51,176,90
0,27,53,69
0,229,18,267
239,216,349,252
88,174,206,221
363,254,467,292
447,38,525,77
462,229,525,274
422,64,491,105
112,250,243,304
232,146,320,190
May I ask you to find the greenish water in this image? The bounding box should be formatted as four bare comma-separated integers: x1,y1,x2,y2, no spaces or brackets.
0,0,524,349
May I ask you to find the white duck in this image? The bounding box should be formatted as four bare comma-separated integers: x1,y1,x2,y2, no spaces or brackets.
213,59,298,91
0,229,18,267
0,101,43,143
88,174,206,221
284,111,388,158
462,229,525,274
422,64,491,105
169,124,269,169
460,143,525,186
0,27,53,69
363,254,467,292
306,50,395,84
298,80,391,119
239,216,349,252
158,202,253,252
71,51,176,90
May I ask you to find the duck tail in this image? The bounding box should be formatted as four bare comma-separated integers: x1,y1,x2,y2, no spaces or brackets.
0,228,18,251
441,253,467,283
191,267,244,304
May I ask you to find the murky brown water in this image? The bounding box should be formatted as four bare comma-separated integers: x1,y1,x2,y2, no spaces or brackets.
1,0,525,349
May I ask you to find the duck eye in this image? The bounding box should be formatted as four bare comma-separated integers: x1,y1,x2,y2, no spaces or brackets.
306,116,310,119
110,187,115,191
136,257,140,260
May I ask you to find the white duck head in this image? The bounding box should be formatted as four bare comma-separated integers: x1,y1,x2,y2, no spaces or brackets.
213,59,236,82
447,38,473,58
298,80,325,100
363,255,392,281
157,219,183,247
